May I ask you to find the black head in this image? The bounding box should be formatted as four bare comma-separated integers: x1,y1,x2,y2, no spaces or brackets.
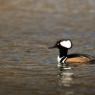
49,39,72,49
49,39,72,57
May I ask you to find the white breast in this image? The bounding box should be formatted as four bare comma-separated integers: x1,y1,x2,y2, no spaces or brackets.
57,56,67,63
57,56,71,69
57,56,61,63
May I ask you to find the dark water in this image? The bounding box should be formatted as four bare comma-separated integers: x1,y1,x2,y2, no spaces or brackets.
0,0,95,95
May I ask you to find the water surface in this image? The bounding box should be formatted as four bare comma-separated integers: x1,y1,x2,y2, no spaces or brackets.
0,0,95,95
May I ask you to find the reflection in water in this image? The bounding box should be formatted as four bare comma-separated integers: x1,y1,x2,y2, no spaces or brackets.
57,66,75,95
58,66,74,87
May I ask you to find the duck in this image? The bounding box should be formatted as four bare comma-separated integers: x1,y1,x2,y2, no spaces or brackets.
49,39,95,68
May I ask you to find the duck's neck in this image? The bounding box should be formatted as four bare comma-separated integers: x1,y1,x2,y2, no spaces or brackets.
59,48,68,58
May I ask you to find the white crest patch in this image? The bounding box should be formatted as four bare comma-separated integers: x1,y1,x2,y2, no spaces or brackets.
60,40,72,48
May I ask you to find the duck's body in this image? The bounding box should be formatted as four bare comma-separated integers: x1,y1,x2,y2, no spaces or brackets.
66,54,94,65
49,39,95,67
57,53,95,67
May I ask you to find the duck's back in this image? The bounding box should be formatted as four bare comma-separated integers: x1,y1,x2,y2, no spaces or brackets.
66,54,95,65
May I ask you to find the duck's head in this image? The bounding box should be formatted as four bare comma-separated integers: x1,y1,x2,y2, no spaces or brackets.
49,39,72,49
49,39,72,57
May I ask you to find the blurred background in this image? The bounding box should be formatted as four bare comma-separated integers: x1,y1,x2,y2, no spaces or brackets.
0,0,95,64
0,0,95,95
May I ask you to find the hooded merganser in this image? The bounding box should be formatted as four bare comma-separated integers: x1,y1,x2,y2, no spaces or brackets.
49,39,95,67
